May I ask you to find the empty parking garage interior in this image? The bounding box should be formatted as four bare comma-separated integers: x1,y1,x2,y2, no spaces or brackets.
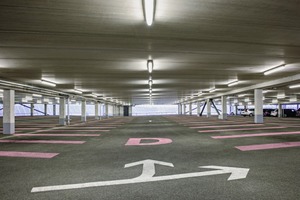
1,1,300,199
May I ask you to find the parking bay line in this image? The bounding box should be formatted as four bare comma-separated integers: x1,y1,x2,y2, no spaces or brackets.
212,131,300,139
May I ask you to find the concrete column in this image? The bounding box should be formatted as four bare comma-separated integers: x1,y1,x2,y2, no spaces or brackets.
129,106,133,116
81,100,86,122
254,89,263,123
59,97,66,125
183,104,186,115
53,104,56,116
278,103,282,118
30,103,34,116
189,103,192,115
67,98,70,125
206,99,211,117
105,103,109,117
44,104,47,116
178,104,182,115
220,96,227,119
235,105,238,115
3,90,15,134
95,102,99,120
99,103,102,120
197,102,201,116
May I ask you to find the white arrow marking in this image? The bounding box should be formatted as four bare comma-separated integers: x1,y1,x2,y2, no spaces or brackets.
31,163,249,193
124,159,174,179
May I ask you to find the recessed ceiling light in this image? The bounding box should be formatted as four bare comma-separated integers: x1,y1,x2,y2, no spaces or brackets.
149,80,153,86
264,64,286,75
144,0,155,26
147,60,153,73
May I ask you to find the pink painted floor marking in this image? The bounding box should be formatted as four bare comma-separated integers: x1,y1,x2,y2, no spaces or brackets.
43,130,109,132
14,134,100,137
236,142,300,151
125,138,173,146
212,131,300,139
0,140,86,144
0,151,59,158
198,126,285,133
190,124,264,129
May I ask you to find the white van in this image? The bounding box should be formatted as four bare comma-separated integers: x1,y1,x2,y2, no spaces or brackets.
270,109,278,117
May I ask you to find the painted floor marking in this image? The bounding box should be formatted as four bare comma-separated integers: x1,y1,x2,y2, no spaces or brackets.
125,138,172,146
43,130,110,132
190,124,264,129
0,140,85,144
236,141,300,151
0,151,59,158
198,126,285,133
31,159,249,193
14,134,100,137
212,131,300,139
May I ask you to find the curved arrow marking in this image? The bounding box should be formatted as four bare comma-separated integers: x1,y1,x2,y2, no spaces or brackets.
31,160,249,193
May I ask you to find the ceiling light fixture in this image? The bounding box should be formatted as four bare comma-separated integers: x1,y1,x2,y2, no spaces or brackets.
33,94,42,97
144,0,155,26
147,60,153,73
289,84,300,89
149,80,153,86
209,88,216,93
263,64,286,75
238,94,246,97
41,79,56,87
228,80,239,87
73,89,83,94
149,88,152,93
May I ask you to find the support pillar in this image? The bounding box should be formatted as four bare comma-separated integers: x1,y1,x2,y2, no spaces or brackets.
129,106,133,116
3,89,15,134
183,104,186,115
53,104,56,116
44,104,47,116
254,89,263,123
235,105,238,115
220,96,227,119
178,104,182,115
206,99,211,117
59,97,66,125
81,100,86,122
189,103,192,115
30,103,34,116
105,103,109,117
197,102,201,117
95,102,99,120
278,103,282,118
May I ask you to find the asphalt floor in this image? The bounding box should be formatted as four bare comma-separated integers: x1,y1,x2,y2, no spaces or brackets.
0,115,299,200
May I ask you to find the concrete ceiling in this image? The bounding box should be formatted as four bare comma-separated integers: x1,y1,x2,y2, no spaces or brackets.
0,0,300,105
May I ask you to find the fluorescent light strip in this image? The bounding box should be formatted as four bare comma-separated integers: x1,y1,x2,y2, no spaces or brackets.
149,80,153,86
33,94,42,97
228,80,239,87
73,89,82,94
144,0,154,26
41,79,56,87
209,88,216,93
289,84,300,89
264,64,286,75
147,60,153,73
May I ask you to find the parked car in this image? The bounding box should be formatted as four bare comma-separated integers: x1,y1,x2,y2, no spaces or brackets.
296,108,300,117
270,109,278,117
241,109,254,117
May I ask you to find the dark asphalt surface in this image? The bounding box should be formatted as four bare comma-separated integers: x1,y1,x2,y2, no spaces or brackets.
0,116,299,200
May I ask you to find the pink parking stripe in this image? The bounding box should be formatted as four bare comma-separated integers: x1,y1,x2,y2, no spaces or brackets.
0,140,85,144
0,151,59,158
190,124,263,129
198,126,285,133
236,142,300,151
14,134,100,137
43,130,109,132
212,131,300,139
